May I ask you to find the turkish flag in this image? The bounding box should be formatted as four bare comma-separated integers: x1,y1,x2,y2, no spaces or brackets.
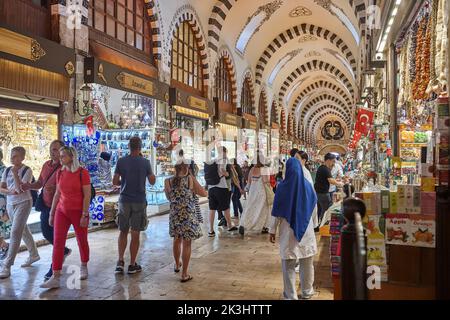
84,115,94,136
354,108,374,135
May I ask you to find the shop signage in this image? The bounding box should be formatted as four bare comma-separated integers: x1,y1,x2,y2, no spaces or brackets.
187,96,208,111
249,121,257,130
169,87,214,116
0,23,75,77
225,113,237,125
116,72,154,96
84,57,170,102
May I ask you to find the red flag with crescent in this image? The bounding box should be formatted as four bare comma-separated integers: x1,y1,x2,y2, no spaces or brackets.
84,115,94,136
355,108,374,135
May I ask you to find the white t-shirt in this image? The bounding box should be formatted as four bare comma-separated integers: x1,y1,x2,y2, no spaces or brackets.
207,158,229,190
329,163,343,193
1,165,33,205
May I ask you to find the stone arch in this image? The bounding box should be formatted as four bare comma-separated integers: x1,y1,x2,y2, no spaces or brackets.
257,87,269,124
238,69,256,110
166,4,210,92
255,23,357,85
318,144,347,156
207,0,239,52
279,60,355,104
292,80,353,109
144,0,164,66
211,46,238,107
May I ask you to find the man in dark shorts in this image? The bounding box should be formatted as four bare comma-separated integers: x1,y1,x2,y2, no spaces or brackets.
208,147,238,237
113,137,155,274
314,153,343,230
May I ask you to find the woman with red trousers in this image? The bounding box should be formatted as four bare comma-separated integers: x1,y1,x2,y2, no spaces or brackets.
40,146,91,289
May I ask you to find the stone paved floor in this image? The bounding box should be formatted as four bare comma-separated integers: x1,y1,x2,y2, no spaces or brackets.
0,203,333,300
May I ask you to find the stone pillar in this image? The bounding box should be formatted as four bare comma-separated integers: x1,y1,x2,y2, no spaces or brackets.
50,0,89,125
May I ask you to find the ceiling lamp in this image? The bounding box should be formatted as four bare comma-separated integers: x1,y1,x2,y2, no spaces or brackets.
376,0,403,55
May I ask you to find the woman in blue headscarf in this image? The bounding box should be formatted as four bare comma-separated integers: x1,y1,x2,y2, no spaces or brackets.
269,157,318,300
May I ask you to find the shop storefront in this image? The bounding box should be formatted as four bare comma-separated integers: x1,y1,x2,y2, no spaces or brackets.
61,57,172,216
213,100,242,161
239,117,258,165
0,23,75,225
170,87,214,182
258,122,270,163
0,24,75,173
332,0,449,300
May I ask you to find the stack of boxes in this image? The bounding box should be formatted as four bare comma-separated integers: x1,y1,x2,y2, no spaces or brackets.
329,206,344,277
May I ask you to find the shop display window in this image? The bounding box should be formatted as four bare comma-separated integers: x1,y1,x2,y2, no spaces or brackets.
241,77,254,116
0,108,58,175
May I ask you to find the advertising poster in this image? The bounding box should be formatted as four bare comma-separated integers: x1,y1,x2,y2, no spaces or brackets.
366,215,387,267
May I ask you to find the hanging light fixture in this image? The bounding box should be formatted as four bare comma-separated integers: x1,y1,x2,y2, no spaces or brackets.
73,84,93,117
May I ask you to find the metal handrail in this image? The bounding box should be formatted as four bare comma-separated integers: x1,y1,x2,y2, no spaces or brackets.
341,199,368,300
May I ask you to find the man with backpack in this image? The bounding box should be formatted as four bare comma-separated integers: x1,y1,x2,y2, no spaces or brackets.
0,146,39,279
204,147,238,237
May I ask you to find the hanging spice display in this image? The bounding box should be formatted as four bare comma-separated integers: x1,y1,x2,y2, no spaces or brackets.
408,20,419,84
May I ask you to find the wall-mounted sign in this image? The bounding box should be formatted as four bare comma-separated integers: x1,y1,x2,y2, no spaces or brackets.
116,72,154,96
0,24,75,77
188,96,208,111
249,121,257,130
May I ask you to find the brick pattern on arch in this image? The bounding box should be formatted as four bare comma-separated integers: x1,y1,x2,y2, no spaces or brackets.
212,47,238,107
278,60,355,105
208,0,239,52
258,88,269,124
255,23,357,85
167,5,210,92
292,80,353,109
300,95,352,124
144,0,163,63
270,100,279,124
239,70,256,112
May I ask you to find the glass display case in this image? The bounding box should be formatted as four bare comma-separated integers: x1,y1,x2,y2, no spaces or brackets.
0,108,58,175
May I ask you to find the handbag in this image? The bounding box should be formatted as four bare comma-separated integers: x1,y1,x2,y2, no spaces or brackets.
34,166,59,212
264,182,275,207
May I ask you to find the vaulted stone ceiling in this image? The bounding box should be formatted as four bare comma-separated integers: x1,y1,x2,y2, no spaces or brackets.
165,0,369,145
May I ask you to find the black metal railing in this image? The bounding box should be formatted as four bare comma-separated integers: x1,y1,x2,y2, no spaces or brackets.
340,198,368,300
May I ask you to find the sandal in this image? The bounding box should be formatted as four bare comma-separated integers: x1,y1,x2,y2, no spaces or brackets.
174,263,182,273
180,275,193,283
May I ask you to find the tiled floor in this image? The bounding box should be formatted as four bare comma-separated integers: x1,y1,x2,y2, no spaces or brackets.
0,203,334,300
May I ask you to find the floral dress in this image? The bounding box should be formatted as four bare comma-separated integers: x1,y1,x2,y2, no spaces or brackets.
168,176,202,240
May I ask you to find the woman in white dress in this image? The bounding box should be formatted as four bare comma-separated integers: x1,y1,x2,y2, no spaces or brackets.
238,156,271,235
270,157,318,300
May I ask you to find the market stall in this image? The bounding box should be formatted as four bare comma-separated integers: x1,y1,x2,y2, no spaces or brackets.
239,117,258,165
333,0,449,300
213,100,242,161
170,87,214,186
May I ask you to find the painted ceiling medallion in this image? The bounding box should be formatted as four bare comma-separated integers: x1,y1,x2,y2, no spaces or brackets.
321,120,345,140
304,50,321,58
289,6,312,17
235,0,283,55
298,35,317,43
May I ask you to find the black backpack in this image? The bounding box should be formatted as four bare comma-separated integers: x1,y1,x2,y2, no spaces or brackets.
204,161,221,186
5,166,38,207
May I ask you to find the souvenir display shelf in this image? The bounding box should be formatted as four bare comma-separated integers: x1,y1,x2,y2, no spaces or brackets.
0,108,58,175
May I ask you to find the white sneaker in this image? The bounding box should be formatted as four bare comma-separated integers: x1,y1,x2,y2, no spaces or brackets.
21,255,40,267
0,265,11,279
40,275,61,289
80,265,88,280
300,291,316,300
